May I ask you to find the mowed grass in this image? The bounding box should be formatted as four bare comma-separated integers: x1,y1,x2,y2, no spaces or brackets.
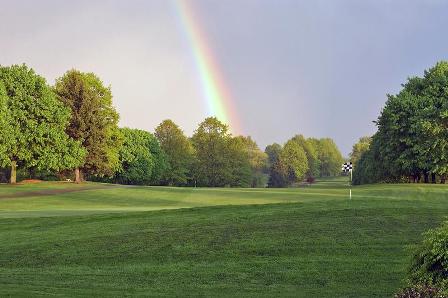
0,178,447,296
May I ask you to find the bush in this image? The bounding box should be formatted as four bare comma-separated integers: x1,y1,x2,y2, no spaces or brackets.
396,221,448,296
409,221,448,289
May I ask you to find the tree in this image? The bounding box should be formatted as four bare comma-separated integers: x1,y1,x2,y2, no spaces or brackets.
54,69,122,183
227,136,253,187
231,136,267,187
279,139,309,184
191,117,232,187
114,128,166,185
349,136,371,167
290,135,320,178
265,143,282,168
354,61,448,184
265,143,289,187
155,120,193,186
0,82,12,168
0,64,85,183
311,138,344,177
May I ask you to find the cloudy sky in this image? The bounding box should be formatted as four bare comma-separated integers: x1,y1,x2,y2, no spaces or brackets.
1,0,447,155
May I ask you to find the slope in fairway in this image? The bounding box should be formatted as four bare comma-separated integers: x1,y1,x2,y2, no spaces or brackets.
0,179,447,296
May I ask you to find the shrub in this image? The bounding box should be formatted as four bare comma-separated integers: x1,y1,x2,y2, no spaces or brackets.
409,221,448,289
396,221,448,297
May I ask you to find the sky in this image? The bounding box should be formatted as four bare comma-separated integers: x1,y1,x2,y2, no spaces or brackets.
1,0,448,156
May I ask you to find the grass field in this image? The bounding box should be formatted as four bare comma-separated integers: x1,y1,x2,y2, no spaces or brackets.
0,178,447,296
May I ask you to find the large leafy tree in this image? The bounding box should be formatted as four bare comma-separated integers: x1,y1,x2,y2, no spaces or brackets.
54,69,122,182
279,139,309,184
155,119,193,186
310,138,344,177
265,143,289,187
237,136,268,187
191,117,233,187
0,64,85,183
114,128,166,185
265,143,282,169
354,61,448,184
349,136,371,167
227,136,253,187
290,135,320,178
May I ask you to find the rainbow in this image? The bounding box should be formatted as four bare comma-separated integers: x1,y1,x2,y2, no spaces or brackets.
173,0,241,134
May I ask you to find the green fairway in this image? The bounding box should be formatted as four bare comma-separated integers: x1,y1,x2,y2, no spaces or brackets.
1,179,447,296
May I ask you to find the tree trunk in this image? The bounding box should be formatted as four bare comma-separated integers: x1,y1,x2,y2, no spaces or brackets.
441,175,446,184
431,173,436,184
10,160,17,184
424,172,429,183
75,168,81,184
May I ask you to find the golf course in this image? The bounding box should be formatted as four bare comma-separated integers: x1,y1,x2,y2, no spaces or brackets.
1,178,447,296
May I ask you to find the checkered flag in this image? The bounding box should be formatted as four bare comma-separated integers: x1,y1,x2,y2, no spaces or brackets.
342,162,353,173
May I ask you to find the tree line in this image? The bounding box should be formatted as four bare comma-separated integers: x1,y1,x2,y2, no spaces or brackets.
0,64,344,187
352,61,448,184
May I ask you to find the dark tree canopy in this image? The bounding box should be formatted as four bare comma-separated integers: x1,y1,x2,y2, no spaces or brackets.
54,69,122,181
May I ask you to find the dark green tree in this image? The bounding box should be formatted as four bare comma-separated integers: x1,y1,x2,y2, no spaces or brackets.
114,128,166,185
355,61,448,184
265,143,288,187
0,64,85,183
54,69,122,183
265,143,282,168
155,119,193,186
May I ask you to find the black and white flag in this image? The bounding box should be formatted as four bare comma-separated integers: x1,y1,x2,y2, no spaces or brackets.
342,162,353,173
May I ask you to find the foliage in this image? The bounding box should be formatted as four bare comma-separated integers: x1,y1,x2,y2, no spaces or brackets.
54,69,122,179
407,221,448,292
0,64,85,182
290,134,320,178
265,143,287,187
265,143,282,168
280,139,309,183
354,61,448,184
0,81,12,167
226,136,253,187
191,117,233,187
311,138,344,177
155,120,193,186
233,136,268,187
349,136,371,167
113,128,167,185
